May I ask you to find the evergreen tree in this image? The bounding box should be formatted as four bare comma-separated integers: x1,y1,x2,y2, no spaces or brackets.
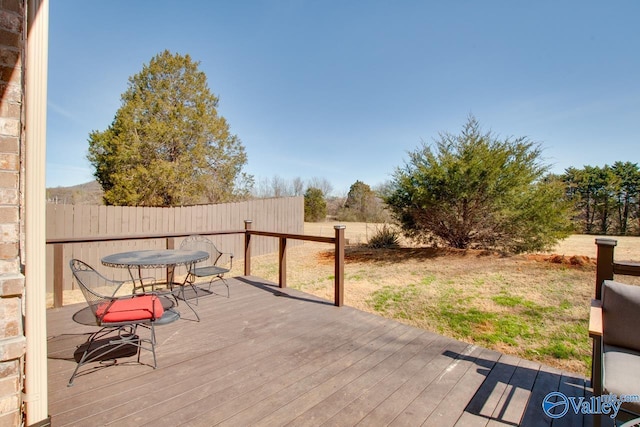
385,116,573,253
304,187,327,222
339,180,383,222
563,162,639,235
611,161,640,235
88,50,252,206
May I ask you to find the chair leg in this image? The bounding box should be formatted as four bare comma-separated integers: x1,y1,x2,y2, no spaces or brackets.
191,282,200,305
184,296,201,321
209,275,230,298
184,272,203,305
189,272,199,305
220,276,230,298
178,284,201,322
592,337,603,427
592,338,603,397
68,323,156,387
131,323,157,367
149,323,157,368
68,329,102,387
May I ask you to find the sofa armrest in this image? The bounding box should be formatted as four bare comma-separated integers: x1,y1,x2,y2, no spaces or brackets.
589,299,603,338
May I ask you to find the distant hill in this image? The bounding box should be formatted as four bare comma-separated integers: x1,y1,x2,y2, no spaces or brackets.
46,181,104,205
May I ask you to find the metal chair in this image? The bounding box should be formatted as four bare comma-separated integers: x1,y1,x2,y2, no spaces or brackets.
68,259,179,386
180,235,233,298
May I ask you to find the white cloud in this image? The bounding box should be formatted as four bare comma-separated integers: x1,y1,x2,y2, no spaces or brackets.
47,101,83,124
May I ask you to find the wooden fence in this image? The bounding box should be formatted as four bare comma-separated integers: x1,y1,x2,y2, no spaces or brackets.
46,197,304,294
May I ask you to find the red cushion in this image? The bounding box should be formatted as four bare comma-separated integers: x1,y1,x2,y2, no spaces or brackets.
96,295,164,323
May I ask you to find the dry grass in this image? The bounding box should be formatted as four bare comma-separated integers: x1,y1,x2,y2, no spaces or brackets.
246,222,640,376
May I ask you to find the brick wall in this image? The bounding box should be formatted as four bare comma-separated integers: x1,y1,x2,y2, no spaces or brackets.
0,0,26,425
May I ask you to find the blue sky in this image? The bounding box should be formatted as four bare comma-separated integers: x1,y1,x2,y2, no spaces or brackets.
46,1,640,196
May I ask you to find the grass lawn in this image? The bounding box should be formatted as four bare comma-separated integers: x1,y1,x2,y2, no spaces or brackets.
246,222,640,377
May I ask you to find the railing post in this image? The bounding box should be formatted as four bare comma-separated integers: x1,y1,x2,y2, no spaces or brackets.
53,244,64,308
279,237,287,288
166,237,175,249
244,220,252,276
334,225,345,307
595,238,617,300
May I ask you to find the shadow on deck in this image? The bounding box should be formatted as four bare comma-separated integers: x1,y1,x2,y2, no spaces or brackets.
46,276,594,426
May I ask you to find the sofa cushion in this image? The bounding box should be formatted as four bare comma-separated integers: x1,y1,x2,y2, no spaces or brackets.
603,344,640,415
602,280,640,351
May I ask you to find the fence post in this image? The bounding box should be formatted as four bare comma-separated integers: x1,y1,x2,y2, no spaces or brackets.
334,225,345,307
166,237,175,249
595,238,617,300
279,237,287,288
244,220,252,276
53,244,64,308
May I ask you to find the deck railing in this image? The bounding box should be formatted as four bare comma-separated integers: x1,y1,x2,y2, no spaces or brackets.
46,220,346,308
594,238,640,299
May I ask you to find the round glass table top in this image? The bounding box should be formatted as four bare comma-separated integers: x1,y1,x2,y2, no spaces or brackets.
101,249,209,268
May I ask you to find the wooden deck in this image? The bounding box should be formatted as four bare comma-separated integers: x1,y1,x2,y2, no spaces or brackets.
47,277,594,426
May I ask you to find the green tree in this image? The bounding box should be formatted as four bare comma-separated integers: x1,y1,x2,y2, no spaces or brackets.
339,180,377,222
592,165,616,234
563,165,616,234
304,187,327,222
385,116,573,253
562,167,590,232
87,50,252,206
611,161,640,235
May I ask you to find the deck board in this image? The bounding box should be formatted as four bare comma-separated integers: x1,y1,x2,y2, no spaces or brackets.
426,347,502,427
389,343,486,426
47,276,592,426
487,358,541,426
456,354,521,426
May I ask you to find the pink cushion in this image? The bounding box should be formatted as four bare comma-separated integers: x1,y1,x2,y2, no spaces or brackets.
96,295,164,323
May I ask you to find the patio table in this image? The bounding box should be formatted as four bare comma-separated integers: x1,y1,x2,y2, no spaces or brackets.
101,249,209,320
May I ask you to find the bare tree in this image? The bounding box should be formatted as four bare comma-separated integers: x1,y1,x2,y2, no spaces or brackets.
252,175,332,199
270,175,291,198
292,177,305,196
307,177,333,197
252,176,271,198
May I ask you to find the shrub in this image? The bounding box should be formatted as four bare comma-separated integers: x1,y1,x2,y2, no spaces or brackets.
385,115,573,253
368,224,401,249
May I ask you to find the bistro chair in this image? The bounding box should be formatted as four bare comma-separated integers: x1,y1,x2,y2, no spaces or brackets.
68,259,179,386
180,235,234,299
590,280,640,426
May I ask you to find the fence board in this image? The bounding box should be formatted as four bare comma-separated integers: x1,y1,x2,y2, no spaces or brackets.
46,197,303,294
